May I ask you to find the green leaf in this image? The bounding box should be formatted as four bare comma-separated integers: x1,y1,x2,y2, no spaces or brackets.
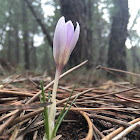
40,81,49,140
51,85,78,138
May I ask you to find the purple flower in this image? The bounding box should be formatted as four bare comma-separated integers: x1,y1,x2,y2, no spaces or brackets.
53,16,80,71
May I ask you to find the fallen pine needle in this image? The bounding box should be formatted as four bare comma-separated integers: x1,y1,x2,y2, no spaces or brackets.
57,107,140,111
112,121,140,140
102,118,140,140
80,111,93,140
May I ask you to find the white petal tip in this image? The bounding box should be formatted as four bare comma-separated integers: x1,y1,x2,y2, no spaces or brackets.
76,22,80,30
59,16,65,21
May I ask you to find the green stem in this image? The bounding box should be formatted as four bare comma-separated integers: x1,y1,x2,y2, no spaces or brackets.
48,69,61,138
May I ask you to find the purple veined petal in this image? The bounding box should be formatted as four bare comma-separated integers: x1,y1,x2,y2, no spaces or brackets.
53,17,67,61
66,21,74,47
69,22,80,54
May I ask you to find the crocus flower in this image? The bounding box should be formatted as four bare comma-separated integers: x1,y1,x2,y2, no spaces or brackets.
47,17,80,139
53,16,80,71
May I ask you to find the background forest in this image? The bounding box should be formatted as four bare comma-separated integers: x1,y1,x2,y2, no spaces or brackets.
0,0,140,81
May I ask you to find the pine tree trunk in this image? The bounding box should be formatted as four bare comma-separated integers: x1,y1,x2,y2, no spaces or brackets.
22,0,30,69
107,0,129,77
15,28,20,64
31,39,37,69
60,0,93,67
7,27,12,63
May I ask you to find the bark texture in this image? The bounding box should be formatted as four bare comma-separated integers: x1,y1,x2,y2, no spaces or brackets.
60,0,93,67
31,39,37,69
15,27,20,64
22,0,30,69
107,0,129,75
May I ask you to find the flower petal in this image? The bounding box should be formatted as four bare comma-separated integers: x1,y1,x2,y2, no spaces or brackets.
53,17,67,61
69,22,80,54
66,21,74,47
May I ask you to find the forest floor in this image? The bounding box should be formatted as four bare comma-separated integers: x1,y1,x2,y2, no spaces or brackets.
0,65,140,140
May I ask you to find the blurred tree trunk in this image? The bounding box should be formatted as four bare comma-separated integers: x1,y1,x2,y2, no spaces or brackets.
7,27,12,63
22,0,30,69
87,0,94,67
7,8,12,63
107,0,129,77
30,22,37,69
14,1,20,65
60,0,93,67
96,1,108,66
25,0,52,46
15,27,20,64
31,39,37,69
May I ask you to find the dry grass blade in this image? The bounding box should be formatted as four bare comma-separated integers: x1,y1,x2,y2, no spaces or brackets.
52,135,62,140
57,88,93,105
92,123,104,139
0,110,18,122
115,94,140,103
3,73,22,88
80,111,93,140
0,102,52,111
10,127,19,140
89,114,130,127
9,109,43,126
77,86,137,101
0,135,10,139
92,123,104,138
0,90,34,97
97,65,140,77
33,131,38,140
16,115,40,139
57,107,140,112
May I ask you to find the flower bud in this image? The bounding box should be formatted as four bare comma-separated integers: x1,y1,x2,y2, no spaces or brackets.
53,16,80,71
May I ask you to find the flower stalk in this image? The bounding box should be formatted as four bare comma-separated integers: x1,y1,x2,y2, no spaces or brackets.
48,69,61,137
